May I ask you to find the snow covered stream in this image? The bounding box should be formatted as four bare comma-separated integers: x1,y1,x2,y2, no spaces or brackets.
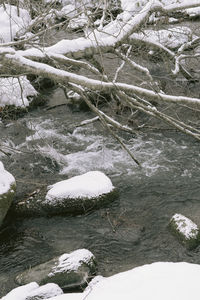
1,91,200,296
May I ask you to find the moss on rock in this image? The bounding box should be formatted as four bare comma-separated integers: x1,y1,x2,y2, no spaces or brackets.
169,213,200,250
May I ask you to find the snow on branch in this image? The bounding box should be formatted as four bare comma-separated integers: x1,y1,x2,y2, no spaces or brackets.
4,52,200,108
164,0,200,13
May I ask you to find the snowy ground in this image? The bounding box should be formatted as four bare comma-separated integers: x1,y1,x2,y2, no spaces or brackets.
0,4,31,43
0,77,37,108
0,162,15,195
3,262,200,300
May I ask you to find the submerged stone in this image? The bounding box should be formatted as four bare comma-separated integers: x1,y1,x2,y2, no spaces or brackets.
169,213,200,249
0,161,16,227
15,249,96,291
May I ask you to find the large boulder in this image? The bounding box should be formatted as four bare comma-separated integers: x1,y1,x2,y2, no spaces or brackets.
14,171,117,216
0,161,16,227
2,282,63,300
42,171,117,214
16,249,96,291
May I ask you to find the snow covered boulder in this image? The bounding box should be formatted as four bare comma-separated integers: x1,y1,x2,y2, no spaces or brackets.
15,249,96,291
81,262,200,300
169,213,200,249
25,283,63,300
0,4,31,43
2,282,39,300
2,282,63,300
0,161,16,227
0,77,38,108
42,171,117,214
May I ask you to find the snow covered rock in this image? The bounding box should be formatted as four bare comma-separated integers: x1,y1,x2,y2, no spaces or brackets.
0,77,37,108
2,282,63,300
42,171,117,214
186,7,200,18
0,161,16,227
2,282,39,300
169,213,200,249
0,4,31,43
14,171,116,216
82,262,200,300
25,283,63,300
15,249,96,291
56,4,77,19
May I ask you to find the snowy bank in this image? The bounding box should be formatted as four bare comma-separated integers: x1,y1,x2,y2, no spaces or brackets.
2,282,63,300
132,26,195,50
83,262,200,300
23,262,200,300
0,4,31,43
0,161,16,227
2,282,39,300
16,249,96,291
0,77,37,108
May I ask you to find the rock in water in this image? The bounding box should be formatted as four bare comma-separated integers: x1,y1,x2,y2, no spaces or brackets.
16,249,96,291
169,213,200,249
43,171,117,214
13,171,117,216
0,161,16,227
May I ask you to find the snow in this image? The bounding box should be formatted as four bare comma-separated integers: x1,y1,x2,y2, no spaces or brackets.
121,0,149,13
2,282,63,300
132,26,194,49
186,6,200,17
0,4,31,43
68,14,88,30
4,262,200,299
56,4,77,19
2,282,39,300
26,283,63,299
47,294,83,300
33,262,200,300
0,76,37,107
48,249,94,277
85,262,200,300
0,161,15,195
121,0,200,12
45,171,114,202
171,213,199,239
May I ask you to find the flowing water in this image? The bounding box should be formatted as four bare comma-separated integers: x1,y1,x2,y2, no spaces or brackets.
1,18,200,296
1,89,200,296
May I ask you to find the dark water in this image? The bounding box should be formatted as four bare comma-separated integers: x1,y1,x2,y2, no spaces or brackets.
1,93,200,296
